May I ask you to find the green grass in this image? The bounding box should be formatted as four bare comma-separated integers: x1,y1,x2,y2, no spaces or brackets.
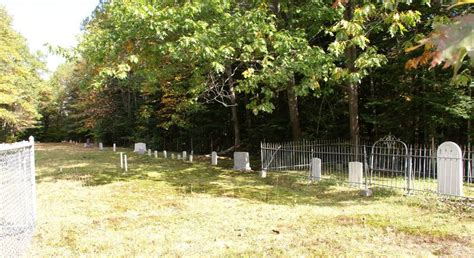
30,143,473,256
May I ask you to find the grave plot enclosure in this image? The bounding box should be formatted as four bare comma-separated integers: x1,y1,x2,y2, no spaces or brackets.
261,137,473,199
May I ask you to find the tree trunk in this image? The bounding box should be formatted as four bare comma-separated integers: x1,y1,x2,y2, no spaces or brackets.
229,84,241,148
345,1,359,145
287,76,302,141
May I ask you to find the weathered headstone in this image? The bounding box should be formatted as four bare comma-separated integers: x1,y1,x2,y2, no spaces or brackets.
177,154,181,160
113,143,116,152
84,143,87,148
189,154,193,163
148,149,151,156
163,150,167,158
437,141,463,196
171,153,175,159
233,152,251,171
211,151,218,165
99,142,103,150
310,158,321,181
154,150,158,158
182,151,187,160
134,143,147,154
349,162,363,186
259,170,267,178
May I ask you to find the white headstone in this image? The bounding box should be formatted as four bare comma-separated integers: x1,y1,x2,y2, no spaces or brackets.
437,141,463,196
134,143,147,154
84,143,87,148
189,154,193,163
120,152,124,169
177,154,181,160
171,153,175,159
113,143,116,152
211,151,218,165
349,162,363,186
259,170,267,178
233,152,251,171
310,158,321,181
154,150,158,158
148,149,151,156
163,150,167,158
99,142,103,150
182,151,187,160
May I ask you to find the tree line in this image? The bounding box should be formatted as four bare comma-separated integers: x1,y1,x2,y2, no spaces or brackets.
2,1,472,153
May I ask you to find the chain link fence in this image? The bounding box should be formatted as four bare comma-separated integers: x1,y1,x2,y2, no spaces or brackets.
0,137,36,256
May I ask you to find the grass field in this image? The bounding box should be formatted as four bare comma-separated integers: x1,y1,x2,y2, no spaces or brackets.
29,143,473,256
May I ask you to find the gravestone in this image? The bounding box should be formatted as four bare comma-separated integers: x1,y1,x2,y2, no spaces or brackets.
154,151,158,158
182,151,187,161
233,152,251,171
113,143,116,152
349,162,363,186
177,154,181,160
163,150,167,158
148,149,151,156
171,153,175,159
437,141,463,196
134,143,147,154
310,158,321,181
99,142,103,150
211,151,218,165
189,155,193,163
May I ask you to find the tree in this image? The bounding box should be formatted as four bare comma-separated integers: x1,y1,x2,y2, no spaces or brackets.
0,6,45,141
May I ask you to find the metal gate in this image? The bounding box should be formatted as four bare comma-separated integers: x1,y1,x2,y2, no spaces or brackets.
369,135,412,193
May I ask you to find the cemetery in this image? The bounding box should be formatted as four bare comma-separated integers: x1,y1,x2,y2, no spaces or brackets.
0,0,473,256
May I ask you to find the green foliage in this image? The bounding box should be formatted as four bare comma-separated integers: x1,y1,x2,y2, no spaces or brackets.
0,6,46,141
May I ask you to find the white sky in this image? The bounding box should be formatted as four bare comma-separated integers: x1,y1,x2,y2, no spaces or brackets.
0,0,99,75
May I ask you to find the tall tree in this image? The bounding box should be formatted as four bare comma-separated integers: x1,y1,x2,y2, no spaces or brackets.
0,6,45,141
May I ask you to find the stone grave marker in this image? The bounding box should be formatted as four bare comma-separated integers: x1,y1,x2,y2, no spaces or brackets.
437,141,463,196
233,152,251,171
134,143,147,154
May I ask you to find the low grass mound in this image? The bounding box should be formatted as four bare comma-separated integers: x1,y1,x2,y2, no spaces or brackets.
30,143,473,256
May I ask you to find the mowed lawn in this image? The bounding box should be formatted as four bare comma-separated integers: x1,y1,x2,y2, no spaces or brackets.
30,143,473,256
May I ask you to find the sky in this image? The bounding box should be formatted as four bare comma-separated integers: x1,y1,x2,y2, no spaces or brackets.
1,0,99,75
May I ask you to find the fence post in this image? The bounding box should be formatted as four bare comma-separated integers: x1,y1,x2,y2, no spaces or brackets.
28,136,36,221
407,146,413,194
124,154,128,172
120,152,124,169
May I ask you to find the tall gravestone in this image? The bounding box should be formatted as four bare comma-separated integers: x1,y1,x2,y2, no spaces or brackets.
437,141,463,196
182,151,187,161
134,143,146,154
163,150,167,158
349,162,363,187
310,158,321,181
99,142,103,150
233,152,251,171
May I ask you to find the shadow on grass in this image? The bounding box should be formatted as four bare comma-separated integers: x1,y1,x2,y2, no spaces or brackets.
36,143,402,207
